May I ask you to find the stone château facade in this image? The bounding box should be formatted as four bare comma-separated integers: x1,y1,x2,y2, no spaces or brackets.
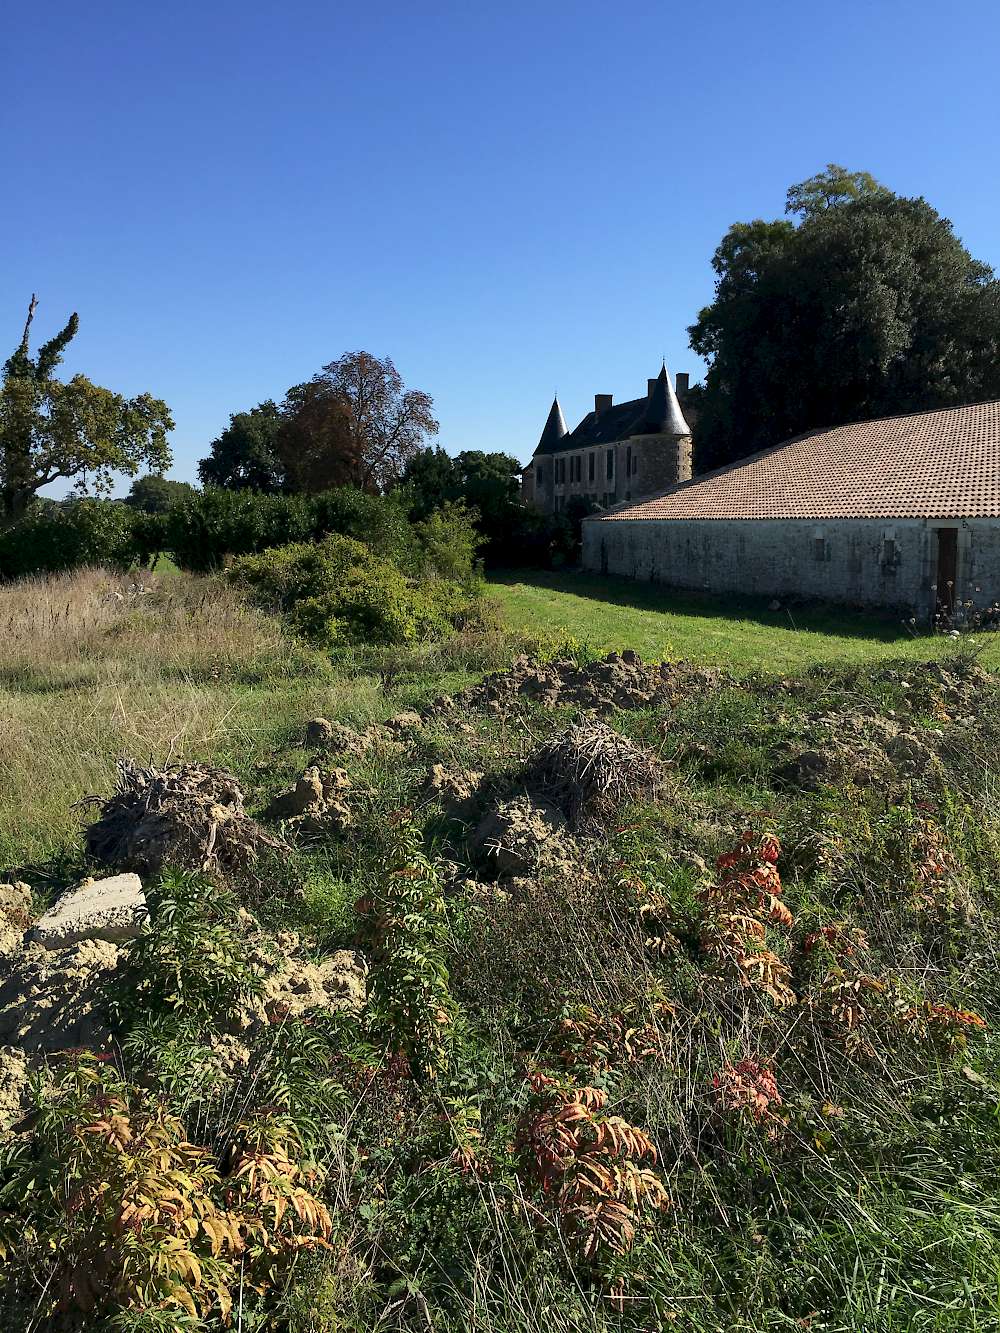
522,364,696,514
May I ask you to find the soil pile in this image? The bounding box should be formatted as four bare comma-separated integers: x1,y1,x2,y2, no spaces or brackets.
264,766,353,833
305,718,372,758
447,651,727,714
422,765,484,817
470,796,575,879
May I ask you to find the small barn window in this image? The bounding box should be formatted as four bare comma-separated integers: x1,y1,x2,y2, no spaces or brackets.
881,530,897,566
813,530,827,561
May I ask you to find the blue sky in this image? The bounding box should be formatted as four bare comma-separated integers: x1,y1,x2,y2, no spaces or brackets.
3,0,999,488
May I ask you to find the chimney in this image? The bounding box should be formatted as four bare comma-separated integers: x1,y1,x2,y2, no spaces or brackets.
647,378,657,399
675,372,690,395
594,393,613,413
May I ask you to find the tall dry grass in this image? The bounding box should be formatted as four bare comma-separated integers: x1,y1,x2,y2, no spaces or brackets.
0,568,384,868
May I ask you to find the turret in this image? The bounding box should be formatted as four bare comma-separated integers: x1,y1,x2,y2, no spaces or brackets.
643,362,690,436
535,395,569,453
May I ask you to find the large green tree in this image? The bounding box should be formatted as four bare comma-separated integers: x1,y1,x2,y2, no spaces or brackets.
0,297,173,525
689,166,1000,470
198,400,284,492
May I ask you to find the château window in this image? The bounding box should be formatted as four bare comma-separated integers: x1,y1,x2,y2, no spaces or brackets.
606,449,614,480
588,452,595,482
626,445,632,476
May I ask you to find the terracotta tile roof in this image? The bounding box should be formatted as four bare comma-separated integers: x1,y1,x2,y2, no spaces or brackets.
592,400,1000,522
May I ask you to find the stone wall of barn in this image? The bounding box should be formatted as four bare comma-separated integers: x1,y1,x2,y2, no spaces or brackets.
581,517,1000,620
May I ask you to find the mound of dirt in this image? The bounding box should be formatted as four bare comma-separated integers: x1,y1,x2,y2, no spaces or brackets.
83,759,287,876
422,764,483,818
470,796,574,879
305,718,372,757
210,928,367,1075
774,710,943,790
0,938,121,1054
453,651,727,715
0,1046,29,1135
0,883,32,961
384,710,424,737
528,721,661,822
264,766,353,832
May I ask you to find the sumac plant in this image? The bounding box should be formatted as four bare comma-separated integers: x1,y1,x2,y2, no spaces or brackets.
698,830,796,1006
356,826,455,1078
516,1071,668,1264
0,1056,331,1323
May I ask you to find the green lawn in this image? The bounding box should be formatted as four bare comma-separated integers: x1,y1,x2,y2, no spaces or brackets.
489,568,1000,672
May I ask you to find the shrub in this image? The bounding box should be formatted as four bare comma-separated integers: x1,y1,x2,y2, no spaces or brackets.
163,487,316,572
162,485,423,575
415,501,482,584
229,532,478,647
354,827,454,1078
112,870,263,1028
0,499,143,580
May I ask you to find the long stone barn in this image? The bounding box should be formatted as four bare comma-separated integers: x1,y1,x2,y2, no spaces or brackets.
581,399,1000,621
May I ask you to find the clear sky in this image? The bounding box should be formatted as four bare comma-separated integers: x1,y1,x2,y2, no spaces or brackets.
3,0,999,488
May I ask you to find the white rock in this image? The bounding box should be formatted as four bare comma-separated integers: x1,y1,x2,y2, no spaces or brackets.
29,874,147,949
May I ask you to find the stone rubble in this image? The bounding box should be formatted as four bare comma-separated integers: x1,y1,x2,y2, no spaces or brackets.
28,873,147,950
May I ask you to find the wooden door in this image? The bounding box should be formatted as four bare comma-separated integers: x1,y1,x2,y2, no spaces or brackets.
935,528,958,611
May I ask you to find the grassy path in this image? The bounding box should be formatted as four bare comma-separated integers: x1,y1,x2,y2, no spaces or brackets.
489,569,1000,672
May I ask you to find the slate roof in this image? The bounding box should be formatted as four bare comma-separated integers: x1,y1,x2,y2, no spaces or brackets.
538,391,692,456
536,396,568,453
591,400,1000,522
645,362,691,436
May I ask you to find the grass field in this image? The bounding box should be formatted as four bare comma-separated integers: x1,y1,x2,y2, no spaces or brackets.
490,569,1000,671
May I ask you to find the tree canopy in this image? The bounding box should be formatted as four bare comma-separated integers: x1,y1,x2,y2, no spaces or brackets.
0,297,173,525
197,352,438,496
198,401,284,492
689,168,1000,470
124,473,198,512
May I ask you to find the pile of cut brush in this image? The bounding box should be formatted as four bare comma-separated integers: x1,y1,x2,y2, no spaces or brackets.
82,759,286,878
527,720,661,823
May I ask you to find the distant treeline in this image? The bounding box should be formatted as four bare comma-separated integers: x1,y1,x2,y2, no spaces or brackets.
0,478,588,582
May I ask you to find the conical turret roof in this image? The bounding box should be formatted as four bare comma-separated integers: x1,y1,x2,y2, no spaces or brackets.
535,395,569,454
643,363,690,436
